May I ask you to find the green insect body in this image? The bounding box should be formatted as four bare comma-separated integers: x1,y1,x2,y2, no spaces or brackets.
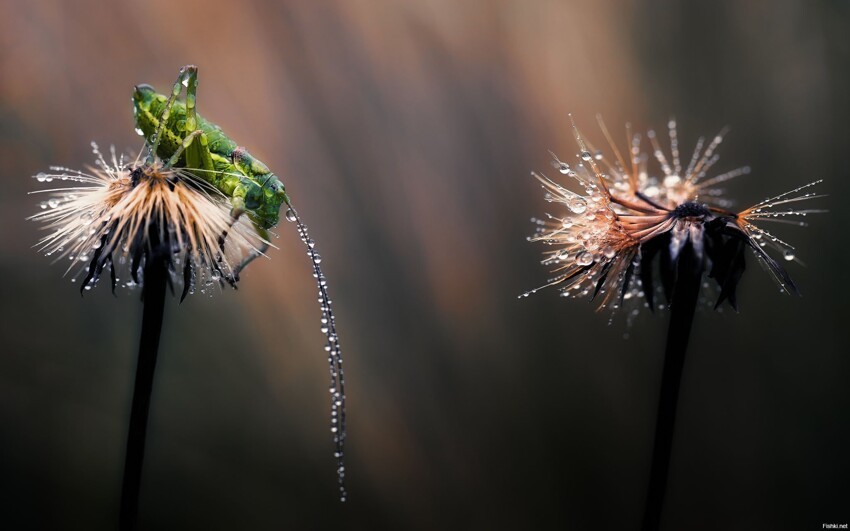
132,66,289,275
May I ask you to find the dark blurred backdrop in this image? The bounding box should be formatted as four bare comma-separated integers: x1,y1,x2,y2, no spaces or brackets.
1,1,848,530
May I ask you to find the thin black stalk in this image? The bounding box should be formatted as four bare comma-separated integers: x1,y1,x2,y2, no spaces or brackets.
120,253,168,531
641,243,703,531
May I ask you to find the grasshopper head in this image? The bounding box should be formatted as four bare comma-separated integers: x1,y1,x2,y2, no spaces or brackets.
232,148,290,229
255,178,289,229
132,84,161,138
269,180,289,210
132,84,158,112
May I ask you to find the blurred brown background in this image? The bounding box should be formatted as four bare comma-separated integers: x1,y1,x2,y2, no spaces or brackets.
1,1,848,529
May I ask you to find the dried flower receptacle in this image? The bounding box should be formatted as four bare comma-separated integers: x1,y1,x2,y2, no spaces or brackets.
30,143,269,298
524,115,824,313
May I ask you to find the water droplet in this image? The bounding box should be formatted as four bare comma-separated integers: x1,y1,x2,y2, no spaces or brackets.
663,175,681,187
580,150,593,161
285,208,297,222
568,198,587,214
558,162,570,174
47,199,60,208
602,245,616,259
783,250,795,261
134,127,144,136
575,251,593,266
36,172,47,182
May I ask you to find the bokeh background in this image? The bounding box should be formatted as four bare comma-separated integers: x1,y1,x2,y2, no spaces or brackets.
1,1,848,529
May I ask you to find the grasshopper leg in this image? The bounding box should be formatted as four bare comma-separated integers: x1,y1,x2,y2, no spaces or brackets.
227,202,270,281
147,65,198,163
213,196,269,281
164,129,204,168
233,226,270,281
162,127,215,176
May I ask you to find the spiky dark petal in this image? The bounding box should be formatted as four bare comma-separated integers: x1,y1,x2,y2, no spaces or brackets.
130,234,144,285
707,231,746,311
659,234,678,305
80,235,109,294
108,255,117,295
591,262,613,302
620,260,636,304
180,258,194,303
742,234,799,296
639,236,665,312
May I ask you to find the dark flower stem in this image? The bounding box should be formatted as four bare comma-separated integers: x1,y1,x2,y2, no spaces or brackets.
120,252,168,531
642,243,703,531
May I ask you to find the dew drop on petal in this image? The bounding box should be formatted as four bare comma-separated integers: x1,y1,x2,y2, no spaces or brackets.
575,251,593,266
568,198,587,214
663,175,681,187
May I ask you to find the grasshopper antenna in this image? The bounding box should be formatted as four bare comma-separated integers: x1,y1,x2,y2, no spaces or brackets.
285,202,348,501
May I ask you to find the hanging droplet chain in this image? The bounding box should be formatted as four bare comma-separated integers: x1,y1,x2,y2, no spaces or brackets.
287,207,347,502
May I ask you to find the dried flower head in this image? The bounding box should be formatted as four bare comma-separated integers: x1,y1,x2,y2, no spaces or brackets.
30,143,268,298
524,115,824,312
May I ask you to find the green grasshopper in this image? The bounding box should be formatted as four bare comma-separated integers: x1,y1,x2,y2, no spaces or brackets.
132,65,347,500
132,65,288,278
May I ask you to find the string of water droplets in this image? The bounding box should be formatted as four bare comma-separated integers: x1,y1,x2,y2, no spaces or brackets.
285,205,347,502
